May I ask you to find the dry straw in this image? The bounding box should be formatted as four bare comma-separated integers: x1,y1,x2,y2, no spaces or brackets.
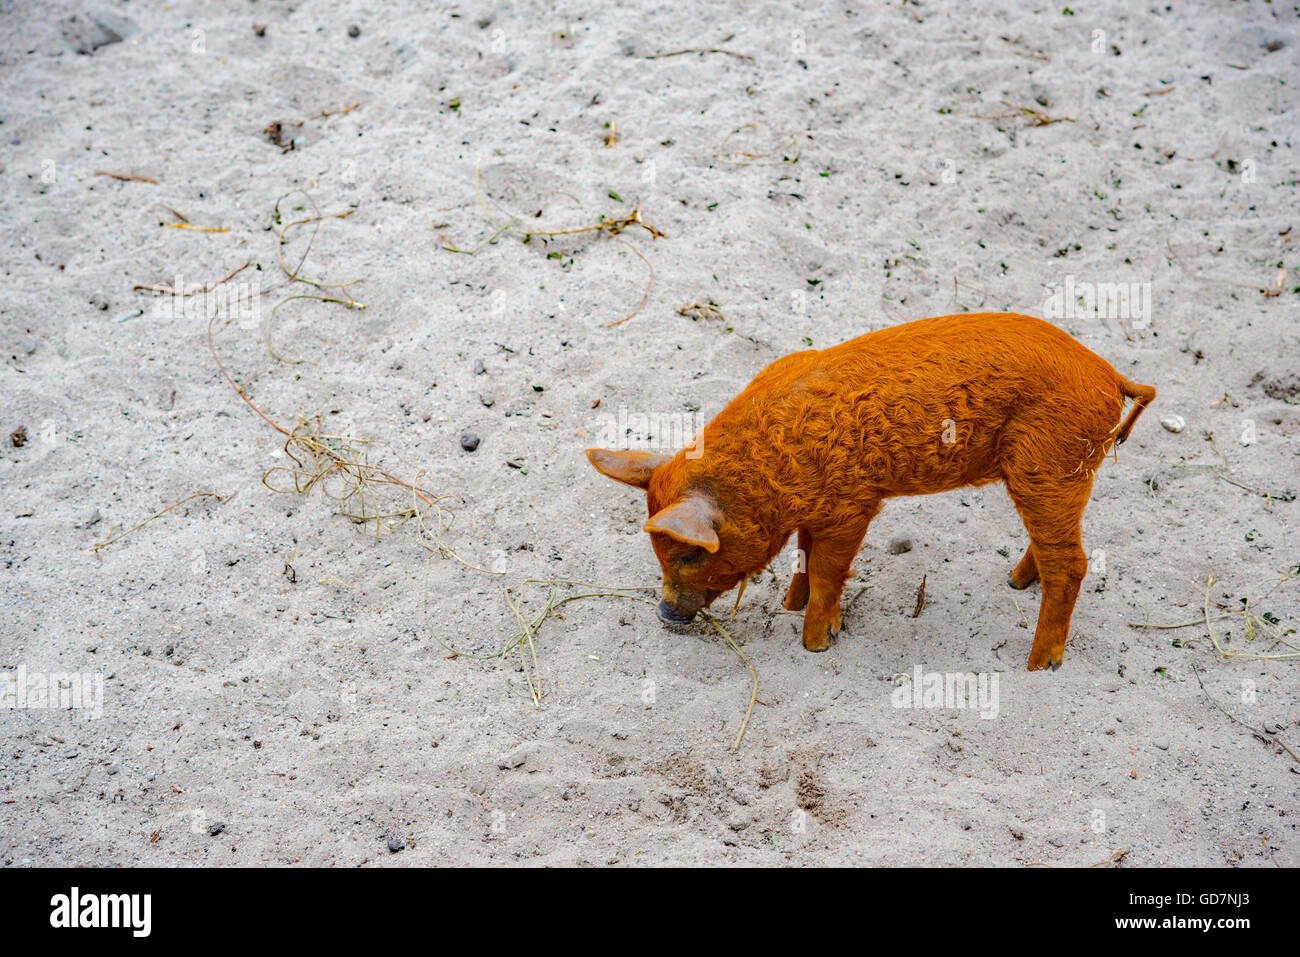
1128,566,1299,661
204,190,497,574
425,577,760,749
437,161,664,326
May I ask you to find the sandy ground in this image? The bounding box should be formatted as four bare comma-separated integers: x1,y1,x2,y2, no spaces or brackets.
2,0,1298,867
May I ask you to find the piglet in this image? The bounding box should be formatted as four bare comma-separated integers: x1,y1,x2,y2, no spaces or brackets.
587,312,1155,671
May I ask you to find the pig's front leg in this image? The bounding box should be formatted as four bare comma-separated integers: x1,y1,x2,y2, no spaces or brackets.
783,528,813,611
801,519,872,652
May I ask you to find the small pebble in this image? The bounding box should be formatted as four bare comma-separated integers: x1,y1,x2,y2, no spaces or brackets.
1154,737,1170,751
1160,414,1185,433
387,836,404,853
347,24,361,38
498,746,529,770
480,393,495,408
887,536,912,555
473,359,486,375
461,433,481,452
252,23,266,37
208,822,226,837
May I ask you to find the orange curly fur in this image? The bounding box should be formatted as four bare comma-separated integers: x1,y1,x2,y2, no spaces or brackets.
588,312,1155,671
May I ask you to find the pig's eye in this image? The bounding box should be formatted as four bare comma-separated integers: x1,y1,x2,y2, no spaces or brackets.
675,547,707,566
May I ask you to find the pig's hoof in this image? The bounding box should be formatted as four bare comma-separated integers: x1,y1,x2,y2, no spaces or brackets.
1008,574,1035,590
802,627,832,652
1027,648,1064,671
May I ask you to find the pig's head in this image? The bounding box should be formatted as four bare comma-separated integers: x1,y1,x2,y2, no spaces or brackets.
586,448,766,625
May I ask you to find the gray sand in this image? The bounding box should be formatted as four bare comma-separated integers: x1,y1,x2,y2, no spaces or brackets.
2,1,1297,866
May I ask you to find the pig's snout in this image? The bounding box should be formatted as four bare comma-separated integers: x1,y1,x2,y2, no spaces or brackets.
657,599,699,624
657,583,723,625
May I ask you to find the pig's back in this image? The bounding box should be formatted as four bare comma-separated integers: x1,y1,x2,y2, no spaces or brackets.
830,313,1115,387
737,313,1128,497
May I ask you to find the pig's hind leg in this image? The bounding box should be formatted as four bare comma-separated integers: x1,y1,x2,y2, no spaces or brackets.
783,528,813,611
1009,544,1039,589
1003,472,1093,671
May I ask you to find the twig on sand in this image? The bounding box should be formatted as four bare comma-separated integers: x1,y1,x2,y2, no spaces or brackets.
716,124,800,166
604,238,654,327
973,102,1075,127
677,300,727,323
133,261,250,296
1197,573,1300,661
1088,849,1130,868
274,194,364,294
446,163,665,246
505,588,544,707
207,310,491,573
1261,836,1280,867
95,169,156,184
1128,569,1299,661
153,203,190,223
91,492,228,552
1190,663,1300,765
1166,241,1292,297
1000,36,1049,61
1207,468,1296,502
701,611,760,750
843,583,873,613
443,579,761,749
438,161,664,327
315,103,360,119
1157,450,1296,502
1024,848,1129,868
643,48,754,62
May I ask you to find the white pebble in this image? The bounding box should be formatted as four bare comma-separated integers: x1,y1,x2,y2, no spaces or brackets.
1160,415,1185,433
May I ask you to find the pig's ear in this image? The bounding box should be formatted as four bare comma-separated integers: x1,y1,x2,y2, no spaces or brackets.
586,449,670,490
644,496,721,553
